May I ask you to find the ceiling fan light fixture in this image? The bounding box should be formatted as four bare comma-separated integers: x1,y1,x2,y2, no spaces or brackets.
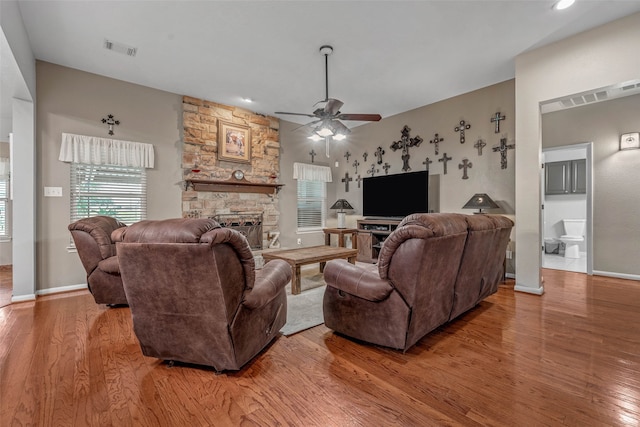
333,133,347,141
316,126,334,137
553,0,575,10
307,134,323,142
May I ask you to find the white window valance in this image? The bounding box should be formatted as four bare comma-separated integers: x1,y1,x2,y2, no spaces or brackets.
293,162,332,182
58,133,155,168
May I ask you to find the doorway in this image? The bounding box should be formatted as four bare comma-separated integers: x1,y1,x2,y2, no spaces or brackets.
541,143,593,274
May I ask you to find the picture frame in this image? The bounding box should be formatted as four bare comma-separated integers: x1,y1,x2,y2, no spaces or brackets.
218,121,251,164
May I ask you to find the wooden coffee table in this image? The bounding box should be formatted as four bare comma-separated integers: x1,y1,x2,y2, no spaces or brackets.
262,245,358,295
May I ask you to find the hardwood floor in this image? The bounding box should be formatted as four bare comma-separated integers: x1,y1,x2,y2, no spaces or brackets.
1,270,639,426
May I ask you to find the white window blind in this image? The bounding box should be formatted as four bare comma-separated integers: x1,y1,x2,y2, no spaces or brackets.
0,177,8,237
70,163,147,225
297,180,326,232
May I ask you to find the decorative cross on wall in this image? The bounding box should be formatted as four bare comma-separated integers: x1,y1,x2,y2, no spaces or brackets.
458,159,472,180
383,162,391,175
474,139,486,156
438,152,453,175
367,164,379,177
101,114,120,136
344,151,351,162
363,152,368,162
492,137,515,169
423,157,433,171
309,149,316,163
491,112,506,134
342,172,353,192
356,174,362,188
429,133,444,155
454,120,471,144
352,159,360,174
391,125,423,172
375,146,385,164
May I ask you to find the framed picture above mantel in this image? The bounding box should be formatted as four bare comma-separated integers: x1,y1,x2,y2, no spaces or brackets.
218,121,251,164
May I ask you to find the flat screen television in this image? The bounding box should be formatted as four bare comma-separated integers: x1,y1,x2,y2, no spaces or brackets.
362,170,428,218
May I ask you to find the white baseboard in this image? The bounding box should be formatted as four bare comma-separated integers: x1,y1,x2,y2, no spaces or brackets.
506,273,516,279
36,283,88,296
11,294,36,303
592,270,640,282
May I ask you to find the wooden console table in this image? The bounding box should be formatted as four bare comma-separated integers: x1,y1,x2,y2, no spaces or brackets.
262,246,358,295
323,228,358,249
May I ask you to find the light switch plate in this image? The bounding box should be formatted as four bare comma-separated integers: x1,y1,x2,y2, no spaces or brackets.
44,187,63,197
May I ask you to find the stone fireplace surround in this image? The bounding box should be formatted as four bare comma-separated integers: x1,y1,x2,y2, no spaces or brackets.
181,96,281,249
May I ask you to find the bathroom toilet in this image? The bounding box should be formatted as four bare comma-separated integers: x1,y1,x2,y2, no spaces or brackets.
559,219,585,259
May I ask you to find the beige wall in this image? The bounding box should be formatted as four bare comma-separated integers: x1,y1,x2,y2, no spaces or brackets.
542,94,640,276
36,61,183,291
0,141,10,265
279,80,516,270
515,12,640,292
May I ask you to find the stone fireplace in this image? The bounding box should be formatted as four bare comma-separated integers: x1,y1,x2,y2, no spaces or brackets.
181,96,281,248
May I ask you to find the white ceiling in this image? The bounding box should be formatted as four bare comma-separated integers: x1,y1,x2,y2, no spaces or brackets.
11,1,640,129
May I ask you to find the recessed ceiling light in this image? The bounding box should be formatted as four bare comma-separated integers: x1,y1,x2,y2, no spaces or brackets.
553,0,575,11
242,97,254,103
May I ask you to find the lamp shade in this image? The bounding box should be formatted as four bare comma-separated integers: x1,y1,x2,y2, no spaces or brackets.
330,199,354,211
462,193,499,213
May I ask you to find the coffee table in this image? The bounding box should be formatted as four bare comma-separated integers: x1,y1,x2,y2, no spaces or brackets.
261,245,358,295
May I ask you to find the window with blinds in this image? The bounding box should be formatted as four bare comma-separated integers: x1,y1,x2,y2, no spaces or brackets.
70,163,147,225
0,177,8,237
297,180,326,232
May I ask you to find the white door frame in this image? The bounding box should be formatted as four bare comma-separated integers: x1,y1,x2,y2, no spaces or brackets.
542,142,593,275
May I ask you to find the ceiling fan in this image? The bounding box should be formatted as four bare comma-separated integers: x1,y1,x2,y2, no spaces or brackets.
275,45,382,157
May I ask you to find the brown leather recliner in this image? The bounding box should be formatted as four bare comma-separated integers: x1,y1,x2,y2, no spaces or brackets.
323,213,513,351
117,218,292,371
68,216,128,305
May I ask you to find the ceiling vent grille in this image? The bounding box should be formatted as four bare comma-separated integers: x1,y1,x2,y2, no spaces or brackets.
104,39,137,57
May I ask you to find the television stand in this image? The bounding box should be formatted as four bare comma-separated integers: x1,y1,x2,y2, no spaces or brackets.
356,218,402,263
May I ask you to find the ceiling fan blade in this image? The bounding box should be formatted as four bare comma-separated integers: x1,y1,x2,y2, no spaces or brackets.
336,113,382,121
332,120,351,135
324,98,344,116
274,111,317,118
292,119,322,132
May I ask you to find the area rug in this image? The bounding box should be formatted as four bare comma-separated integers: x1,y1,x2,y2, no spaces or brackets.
280,270,326,336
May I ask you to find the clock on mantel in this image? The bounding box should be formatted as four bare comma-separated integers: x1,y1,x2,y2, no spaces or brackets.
184,171,283,195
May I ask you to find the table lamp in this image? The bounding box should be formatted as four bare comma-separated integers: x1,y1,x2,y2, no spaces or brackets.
462,193,499,214
330,199,354,228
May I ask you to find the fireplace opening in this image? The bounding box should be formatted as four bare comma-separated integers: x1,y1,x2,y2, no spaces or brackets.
212,213,263,250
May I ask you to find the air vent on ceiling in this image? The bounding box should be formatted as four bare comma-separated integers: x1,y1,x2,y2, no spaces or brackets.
104,39,137,57
541,80,640,114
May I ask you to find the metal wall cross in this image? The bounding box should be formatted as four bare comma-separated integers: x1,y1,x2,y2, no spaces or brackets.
363,152,368,162
474,139,486,156
383,162,391,175
391,125,423,171
454,120,471,144
101,114,120,136
375,146,385,164
438,152,453,175
356,174,362,188
309,149,316,163
491,112,506,133
429,133,444,155
492,137,515,169
367,164,379,177
352,159,360,174
342,172,353,192
458,159,472,179
344,151,351,162
423,157,433,171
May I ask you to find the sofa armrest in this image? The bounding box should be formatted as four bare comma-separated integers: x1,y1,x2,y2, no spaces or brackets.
242,259,292,309
324,259,393,302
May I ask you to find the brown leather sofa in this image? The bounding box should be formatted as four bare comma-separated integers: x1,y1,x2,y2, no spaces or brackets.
117,218,292,371
323,213,513,351
68,216,128,305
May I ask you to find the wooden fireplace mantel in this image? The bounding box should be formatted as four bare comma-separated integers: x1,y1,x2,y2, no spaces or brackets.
184,176,283,195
